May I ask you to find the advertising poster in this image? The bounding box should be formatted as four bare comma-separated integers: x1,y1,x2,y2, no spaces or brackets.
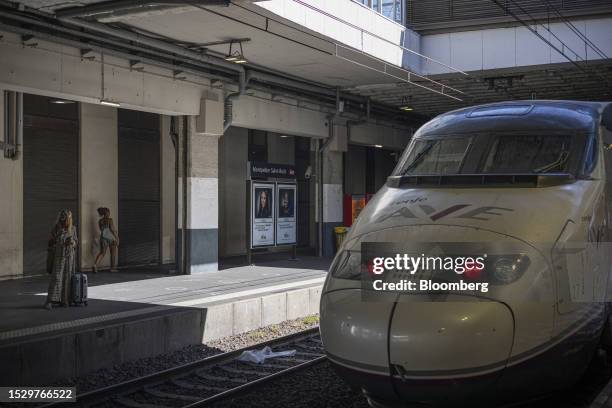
251,182,275,247
276,183,297,245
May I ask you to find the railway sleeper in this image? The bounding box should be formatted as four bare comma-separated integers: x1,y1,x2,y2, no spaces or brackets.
114,396,173,408
294,344,325,353
144,387,204,402
194,372,249,384
217,365,275,377
294,350,326,358
170,377,229,392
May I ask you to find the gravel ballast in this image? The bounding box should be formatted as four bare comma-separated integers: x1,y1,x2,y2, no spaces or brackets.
67,315,321,393
207,360,370,408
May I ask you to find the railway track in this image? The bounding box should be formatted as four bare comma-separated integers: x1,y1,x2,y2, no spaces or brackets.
42,328,325,408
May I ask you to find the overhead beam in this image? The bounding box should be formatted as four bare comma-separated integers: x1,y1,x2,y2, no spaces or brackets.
55,0,229,19
191,37,251,49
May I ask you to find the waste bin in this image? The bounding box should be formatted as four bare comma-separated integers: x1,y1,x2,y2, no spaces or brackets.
334,226,348,252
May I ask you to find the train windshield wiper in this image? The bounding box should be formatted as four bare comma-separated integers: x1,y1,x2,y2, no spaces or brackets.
533,150,570,173
401,141,436,175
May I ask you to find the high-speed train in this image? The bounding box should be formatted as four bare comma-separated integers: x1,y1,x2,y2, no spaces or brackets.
320,101,612,407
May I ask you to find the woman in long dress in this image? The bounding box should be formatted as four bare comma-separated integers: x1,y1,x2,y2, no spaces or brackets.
45,209,78,310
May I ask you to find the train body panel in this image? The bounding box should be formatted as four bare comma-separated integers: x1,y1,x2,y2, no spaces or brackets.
389,296,514,374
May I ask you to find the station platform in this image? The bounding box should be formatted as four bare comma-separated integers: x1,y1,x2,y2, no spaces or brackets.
0,255,330,386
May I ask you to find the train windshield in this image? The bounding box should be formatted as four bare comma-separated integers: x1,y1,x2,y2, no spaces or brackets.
396,133,578,176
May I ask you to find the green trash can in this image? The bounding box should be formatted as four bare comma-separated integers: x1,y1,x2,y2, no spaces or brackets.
334,226,348,252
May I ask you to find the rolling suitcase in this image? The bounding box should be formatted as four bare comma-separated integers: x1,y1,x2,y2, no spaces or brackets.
70,272,88,306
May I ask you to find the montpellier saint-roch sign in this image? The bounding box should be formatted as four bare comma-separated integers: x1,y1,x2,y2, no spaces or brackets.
250,162,296,179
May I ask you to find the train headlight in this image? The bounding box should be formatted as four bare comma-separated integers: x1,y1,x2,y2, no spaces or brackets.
488,254,530,284
331,250,362,280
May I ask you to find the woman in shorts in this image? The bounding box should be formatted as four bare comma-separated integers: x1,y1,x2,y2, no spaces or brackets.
92,207,120,272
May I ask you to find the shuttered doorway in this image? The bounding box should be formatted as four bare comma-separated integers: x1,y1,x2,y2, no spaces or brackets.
23,94,79,276
118,109,160,266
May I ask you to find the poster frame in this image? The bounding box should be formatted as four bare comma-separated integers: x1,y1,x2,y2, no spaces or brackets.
275,182,298,246
250,181,276,249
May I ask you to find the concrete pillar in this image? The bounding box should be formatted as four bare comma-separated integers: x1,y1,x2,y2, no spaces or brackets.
183,116,220,273
0,90,24,279
79,103,118,270
160,116,176,265
322,124,346,257
219,126,248,257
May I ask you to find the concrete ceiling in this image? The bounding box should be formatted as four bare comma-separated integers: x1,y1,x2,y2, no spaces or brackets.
17,0,104,10
16,0,409,88
107,3,392,88
14,0,612,118
14,0,462,114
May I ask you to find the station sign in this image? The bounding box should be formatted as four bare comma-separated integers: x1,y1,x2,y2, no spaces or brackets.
249,161,296,179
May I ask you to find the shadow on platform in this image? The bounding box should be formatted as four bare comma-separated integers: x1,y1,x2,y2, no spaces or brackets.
0,255,329,386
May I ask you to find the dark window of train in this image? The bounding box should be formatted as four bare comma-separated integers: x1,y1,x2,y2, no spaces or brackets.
483,134,572,174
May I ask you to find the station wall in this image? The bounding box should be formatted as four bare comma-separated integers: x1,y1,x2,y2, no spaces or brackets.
0,23,415,273
0,91,23,279
218,128,316,258
0,94,178,279
345,145,368,195
268,133,295,165
0,30,208,116
184,117,220,273
79,103,118,269
349,123,412,151
231,96,329,139
345,146,400,194
421,17,612,75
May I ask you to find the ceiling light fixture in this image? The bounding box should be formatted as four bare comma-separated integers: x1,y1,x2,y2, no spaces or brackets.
399,95,414,112
225,40,247,64
50,99,75,104
373,144,383,148
100,100,120,107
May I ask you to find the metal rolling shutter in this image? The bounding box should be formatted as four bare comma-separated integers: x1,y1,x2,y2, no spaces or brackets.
23,94,79,276
118,109,160,266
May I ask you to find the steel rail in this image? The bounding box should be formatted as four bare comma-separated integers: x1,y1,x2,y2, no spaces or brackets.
40,327,321,408
184,356,327,407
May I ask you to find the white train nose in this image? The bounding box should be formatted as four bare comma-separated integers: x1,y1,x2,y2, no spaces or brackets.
321,290,515,406
389,295,514,403
320,289,399,402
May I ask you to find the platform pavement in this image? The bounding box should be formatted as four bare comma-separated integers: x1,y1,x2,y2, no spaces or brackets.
0,256,330,386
